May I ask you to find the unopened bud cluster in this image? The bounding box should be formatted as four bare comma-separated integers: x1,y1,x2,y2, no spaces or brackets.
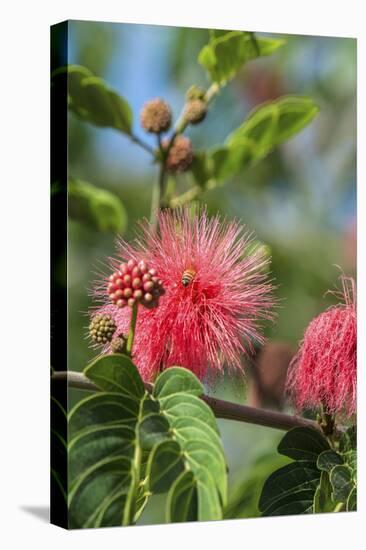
184,99,207,125
140,98,172,134
108,259,164,309
89,314,116,345
164,136,194,172
184,86,207,125
110,335,127,354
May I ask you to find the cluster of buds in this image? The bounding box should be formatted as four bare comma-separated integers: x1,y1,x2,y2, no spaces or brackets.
89,314,116,345
184,85,207,125
163,135,194,172
110,335,127,354
140,98,172,134
107,259,164,309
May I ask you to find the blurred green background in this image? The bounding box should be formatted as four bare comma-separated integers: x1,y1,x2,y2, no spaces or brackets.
63,21,356,521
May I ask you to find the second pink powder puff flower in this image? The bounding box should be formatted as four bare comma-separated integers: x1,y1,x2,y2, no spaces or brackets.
286,275,357,417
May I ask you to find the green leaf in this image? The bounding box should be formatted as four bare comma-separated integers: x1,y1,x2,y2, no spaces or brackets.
68,178,127,233
160,392,219,434
138,413,171,450
259,461,320,516
317,450,344,473
210,144,253,182
84,353,145,398
339,426,357,453
166,470,198,523
68,392,139,440
347,486,357,511
208,96,319,182
313,472,335,513
343,450,357,473
190,152,214,188
68,355,148,528
195,467,223,520
329,465,354,503
53,65,132,134
198,31,285,85
153,366,204,399
228,96,319,153
146,368,227,519
278,427,330,462
146,440,185,493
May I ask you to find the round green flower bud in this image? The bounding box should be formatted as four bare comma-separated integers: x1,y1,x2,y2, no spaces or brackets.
184,99,207,125
89,314,116,345
140,98,172,134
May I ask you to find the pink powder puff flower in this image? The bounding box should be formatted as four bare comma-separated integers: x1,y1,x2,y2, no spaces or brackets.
91,208,275,381
286,276,357,417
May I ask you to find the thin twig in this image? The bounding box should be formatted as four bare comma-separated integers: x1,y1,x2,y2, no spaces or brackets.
52,370,321,433
169,186,201,208
130,134,156,156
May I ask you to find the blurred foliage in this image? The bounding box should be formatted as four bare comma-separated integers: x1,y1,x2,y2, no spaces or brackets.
198,31,285,84
68,178,127,233
224,451,290,518
62,21,356,523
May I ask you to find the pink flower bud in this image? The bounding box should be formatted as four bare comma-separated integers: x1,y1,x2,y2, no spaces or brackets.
132,278,142,289
123,274,131,285
123,288,132,299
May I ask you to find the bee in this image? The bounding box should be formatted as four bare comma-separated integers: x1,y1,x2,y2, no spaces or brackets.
181,268,196,287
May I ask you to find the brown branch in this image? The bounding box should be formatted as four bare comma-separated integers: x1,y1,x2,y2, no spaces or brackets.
52,370,320,433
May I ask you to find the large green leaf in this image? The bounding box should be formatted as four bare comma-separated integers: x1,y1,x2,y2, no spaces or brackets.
68,354,146,528
259,461,321,516
278,427,330,461
68,360,227,527
258,427,328,517
198,31,285,85
52,65,132,134
68,178,127,233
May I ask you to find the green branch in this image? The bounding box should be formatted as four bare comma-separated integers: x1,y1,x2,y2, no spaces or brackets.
126,303,138,356
130,133,156,156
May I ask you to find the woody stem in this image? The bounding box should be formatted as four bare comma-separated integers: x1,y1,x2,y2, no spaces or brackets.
52,370,321,433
